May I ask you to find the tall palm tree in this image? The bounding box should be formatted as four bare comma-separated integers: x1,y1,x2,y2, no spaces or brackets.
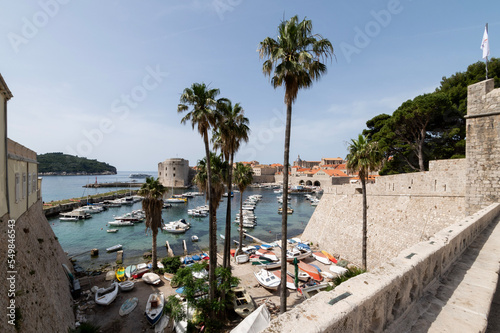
139,177,167,271
178,83,222,305
233,163,254,255
346,134,382,271
212,101,250,268
259,15,334,313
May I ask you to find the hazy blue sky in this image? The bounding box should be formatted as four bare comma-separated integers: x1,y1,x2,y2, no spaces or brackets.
1,1,498,170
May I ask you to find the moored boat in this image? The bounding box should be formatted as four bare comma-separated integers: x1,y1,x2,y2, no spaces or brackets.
107,229,119,233
106,244,122,252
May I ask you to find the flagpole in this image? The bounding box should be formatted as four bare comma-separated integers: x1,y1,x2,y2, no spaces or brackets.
486,23,489,79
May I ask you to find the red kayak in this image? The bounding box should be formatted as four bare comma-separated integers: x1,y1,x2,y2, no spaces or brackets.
132,268,149,279
298,261,323,281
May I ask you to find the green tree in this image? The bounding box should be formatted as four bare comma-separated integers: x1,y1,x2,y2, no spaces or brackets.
258,15,334,313
178,83,222,308
346,134,382,270
233,163,254,255
138,177,167,270
212,101,250,269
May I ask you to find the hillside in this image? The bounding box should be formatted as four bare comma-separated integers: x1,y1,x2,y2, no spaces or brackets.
37,152,117,175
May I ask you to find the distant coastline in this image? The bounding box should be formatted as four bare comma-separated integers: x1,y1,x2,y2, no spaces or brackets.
39,171,117,176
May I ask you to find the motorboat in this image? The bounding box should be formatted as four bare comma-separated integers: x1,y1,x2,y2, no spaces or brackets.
272,270,297,290
145,292,164,326
108,221,134,227
142,272,161,285
278,206,294,214
129,173,151,178
165,197,187,204
95,282,119,306
286,247,311,262
106,244,122,252
59,216,79,221
162,224,187,234
232,287,256,318
254,269,280,290
106,229,119,233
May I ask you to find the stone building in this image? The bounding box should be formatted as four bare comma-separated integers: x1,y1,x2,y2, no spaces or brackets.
0,74,75,332
158,158,191,188
252,164,276,183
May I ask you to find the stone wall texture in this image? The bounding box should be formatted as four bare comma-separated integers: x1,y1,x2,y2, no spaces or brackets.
302,159,467,270
0,200,75,332
466,79,500,214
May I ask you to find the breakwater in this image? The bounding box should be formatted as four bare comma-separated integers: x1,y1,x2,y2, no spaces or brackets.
83,182,143,188
43,190,138,217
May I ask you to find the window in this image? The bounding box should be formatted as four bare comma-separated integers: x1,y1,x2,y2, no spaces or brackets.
15,173,20,203
22,173,26,199
28,173,32,194
173,167,176,171
32,173,37,192
173,173,176,177
165,167,167,171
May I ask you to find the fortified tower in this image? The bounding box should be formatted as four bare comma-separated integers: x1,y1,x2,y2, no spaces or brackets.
157,158,190,188
465,79,500,214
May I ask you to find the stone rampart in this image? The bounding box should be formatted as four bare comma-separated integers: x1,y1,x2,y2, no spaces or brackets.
264,203,500,333
302,159,466,269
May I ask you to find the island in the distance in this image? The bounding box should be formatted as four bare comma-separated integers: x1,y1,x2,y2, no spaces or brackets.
37,152,117,175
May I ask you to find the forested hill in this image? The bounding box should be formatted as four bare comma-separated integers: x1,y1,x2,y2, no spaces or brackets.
37,153,117,175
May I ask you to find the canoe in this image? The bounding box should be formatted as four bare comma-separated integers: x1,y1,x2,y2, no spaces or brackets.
272,270,296,290
132,268,150,279
125,265,136,279
95,282,119,306
143,272,161,285
312,252,331,265
145,292,164,326
232,286,256,318
119,297,138,316
118,280,135,291
106,244,122,252
321,250,338,264
254,269,280,291
298,261,323,281
115,267,126,282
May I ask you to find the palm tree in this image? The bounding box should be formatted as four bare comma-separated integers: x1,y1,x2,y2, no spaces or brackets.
346,134,382,271
178,83,222,305
139,177,167,270
258,15,334,313
233,163,254,255
212,101,250,268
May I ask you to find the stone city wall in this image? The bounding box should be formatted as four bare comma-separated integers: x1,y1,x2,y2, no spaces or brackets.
265,203,500,333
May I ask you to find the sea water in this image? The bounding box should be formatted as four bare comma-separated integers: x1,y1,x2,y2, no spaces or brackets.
43,172,319,270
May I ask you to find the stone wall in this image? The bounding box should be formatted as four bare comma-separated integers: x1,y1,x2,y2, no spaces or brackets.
466,79,500,214
0,200,75,332
264,203,500,333
302,159,466,269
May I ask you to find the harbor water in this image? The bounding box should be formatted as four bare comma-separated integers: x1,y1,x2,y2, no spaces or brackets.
43,172,319,270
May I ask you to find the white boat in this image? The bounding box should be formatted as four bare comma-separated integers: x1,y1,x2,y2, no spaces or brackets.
107,229,119,233
287,270,310,282
163,224,187,234
125,265,136,279
142,272,161,285
232,287,255,318
191,235,199,242
95,282,119,305
119,297,138,316
106,244,122,252
165,197,187,203
129,173,151,178
108,221,134,227
235,254,249,264
59,216,79,221
312,252,332,265
77,205,104,214
145,292,164,326
254,269,280,291
255,249,278,262
230,304,271,333
286,247,311,262
118,281,135,291
329,265,348,275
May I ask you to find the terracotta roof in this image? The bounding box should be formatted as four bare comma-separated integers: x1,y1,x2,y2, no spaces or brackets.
270,163,283,167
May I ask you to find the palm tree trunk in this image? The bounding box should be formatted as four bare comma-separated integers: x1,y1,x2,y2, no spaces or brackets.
238,189,244,255
280,101,292,314
203,132,216,310
223,153,234,268
152,228,158,270
361,177,367,271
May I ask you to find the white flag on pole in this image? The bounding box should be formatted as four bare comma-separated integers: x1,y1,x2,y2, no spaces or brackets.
481,25,490,59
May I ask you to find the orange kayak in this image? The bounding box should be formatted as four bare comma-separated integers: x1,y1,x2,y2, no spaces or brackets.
321,250,337,264
298,261,323,281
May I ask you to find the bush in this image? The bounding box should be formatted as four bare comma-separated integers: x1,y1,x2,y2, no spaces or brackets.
333,266,366,286
162,256,182,274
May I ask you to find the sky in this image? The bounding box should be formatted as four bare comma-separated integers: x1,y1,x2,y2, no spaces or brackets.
1,0,499,171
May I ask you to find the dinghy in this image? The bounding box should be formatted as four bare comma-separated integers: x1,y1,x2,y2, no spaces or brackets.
298,261,323,281
142,272,161,285
254,269,280,291
106,244,122,252
312,252,331,265
119,297,138,316
132,268,150,279
95,282,119,306
125,265,136,279
232,286,256,318
118,280,135,291
145,292,164,326
115,267,126,281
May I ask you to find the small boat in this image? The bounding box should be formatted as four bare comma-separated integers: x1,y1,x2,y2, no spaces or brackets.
252,260,281,270
322,250,338,264
125,265,136,279
260,244,274,250
106,244,122,252
145,292,164,326
255,249,278,262
192,268,208,280
278,206,294,214
312,252,332,265
296,242,310,252
298,261,323,281
118,280,135,291
59,216,79,221
163,272,174,282
192,254,201,261
235,254,249,264
200,253,209,260
254,269,281,291
191,235,199,242
108,221,134,227
182,256,194,265
287,270,310,282
132,268,150,279
142,272,161,285
230,304,271,333
329,265,349,276
95,282,119,306
286,247,312,262
232,287,256,318
147,262,164,269
129,173,151,178
164,197,187,203
162,224,187,234
115,267,126,281
220,234,225,240
119,297,138,316
320,271,335,280
107,229,119,233
272,270,297,290
136,263,147,270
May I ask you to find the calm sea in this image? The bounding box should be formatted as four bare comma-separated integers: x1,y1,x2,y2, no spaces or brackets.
43,171,319,270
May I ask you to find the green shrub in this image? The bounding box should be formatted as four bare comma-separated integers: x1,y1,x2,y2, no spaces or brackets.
162,256,182,274
333,266,366,286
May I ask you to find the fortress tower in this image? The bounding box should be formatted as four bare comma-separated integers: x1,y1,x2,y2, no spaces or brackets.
465,79,500,214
